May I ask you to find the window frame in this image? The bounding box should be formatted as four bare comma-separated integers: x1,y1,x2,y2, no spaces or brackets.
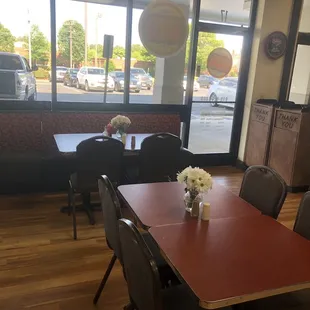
287,40,310,105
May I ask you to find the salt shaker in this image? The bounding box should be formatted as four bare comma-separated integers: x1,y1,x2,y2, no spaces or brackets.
201,202,211,221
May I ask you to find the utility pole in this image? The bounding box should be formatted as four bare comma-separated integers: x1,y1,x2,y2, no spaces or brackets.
84,2,88,66
69,21,73,68
95,13,102,67
27,9,32,67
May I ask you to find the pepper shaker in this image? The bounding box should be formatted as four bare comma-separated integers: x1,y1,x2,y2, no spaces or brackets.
191,201,200,218
131,135,136,150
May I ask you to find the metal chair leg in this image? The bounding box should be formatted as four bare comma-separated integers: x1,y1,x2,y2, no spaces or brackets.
93,254,117,305
67,185,71,216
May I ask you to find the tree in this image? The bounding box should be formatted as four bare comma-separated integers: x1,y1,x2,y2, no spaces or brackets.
113,45,125,58
0,23,15,52
22,25,50,64
107,60,116,72
131,44,156,63
58,20,85,66
88,44,103,61
186,25,224,72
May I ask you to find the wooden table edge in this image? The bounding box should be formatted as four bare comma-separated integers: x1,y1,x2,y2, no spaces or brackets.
117,188,151,231
199,282,310,309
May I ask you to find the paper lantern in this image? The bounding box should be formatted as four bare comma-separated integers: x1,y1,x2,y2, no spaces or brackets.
207,48,233,79
139,0,189,58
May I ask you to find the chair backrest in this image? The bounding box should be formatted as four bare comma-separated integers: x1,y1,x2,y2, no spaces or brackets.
294,192,310,240
98,175,122,261
119,219,163,310
75,136,124,191
239,165,287,219
139,133,182,183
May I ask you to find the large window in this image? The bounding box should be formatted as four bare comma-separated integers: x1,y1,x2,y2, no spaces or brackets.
55,0,126,103
130,0,192,105
0,0,51,101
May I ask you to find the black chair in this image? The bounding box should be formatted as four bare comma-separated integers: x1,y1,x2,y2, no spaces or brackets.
294,192,310,240
138,133,182,183
68,136,124,239
239,165,287,219
119,219,231,310
93,175,177,306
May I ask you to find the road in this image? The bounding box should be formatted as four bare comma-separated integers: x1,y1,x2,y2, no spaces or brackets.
36,81,234,153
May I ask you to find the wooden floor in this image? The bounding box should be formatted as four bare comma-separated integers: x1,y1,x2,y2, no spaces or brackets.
0,167,305,310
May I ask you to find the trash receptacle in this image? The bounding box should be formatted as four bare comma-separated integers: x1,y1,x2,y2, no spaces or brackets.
245,99,278,166
268,103,310,190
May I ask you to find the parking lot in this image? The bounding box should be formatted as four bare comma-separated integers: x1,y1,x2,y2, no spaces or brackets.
37,81,234,153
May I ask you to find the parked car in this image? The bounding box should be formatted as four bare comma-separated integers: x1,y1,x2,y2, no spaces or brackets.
130,68,153,90
49,66,67,82
197,75,218,88
0,52,37,101
76,67,114,92
208,77,238,108
183,76,200,92
63,68,79,87
109,71,141,93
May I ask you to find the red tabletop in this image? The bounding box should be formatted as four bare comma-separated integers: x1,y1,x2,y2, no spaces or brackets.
118,182,260,228
54,133,152,153
149,216,310,309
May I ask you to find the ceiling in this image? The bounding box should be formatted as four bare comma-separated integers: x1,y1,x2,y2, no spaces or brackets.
74,0,251,25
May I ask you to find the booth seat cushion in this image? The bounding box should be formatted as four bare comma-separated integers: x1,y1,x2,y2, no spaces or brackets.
41,112,181,153
0,113,42,152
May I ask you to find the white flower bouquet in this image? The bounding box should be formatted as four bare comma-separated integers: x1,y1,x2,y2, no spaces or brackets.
110,115,131,134
177,166,213,200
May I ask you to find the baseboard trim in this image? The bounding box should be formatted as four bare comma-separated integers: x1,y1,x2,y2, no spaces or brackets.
287,185,309,193
235,159,248,171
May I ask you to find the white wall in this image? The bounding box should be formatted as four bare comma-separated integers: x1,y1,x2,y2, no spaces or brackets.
238,0,294,161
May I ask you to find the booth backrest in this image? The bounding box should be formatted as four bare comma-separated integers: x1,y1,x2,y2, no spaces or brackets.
41,112,181,152
0,111,181,154
0,112,42,152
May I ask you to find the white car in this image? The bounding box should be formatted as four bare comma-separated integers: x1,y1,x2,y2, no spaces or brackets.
76,67,114,92
208,77,238,108
0,52,37,101
49,66,67,82
183,76,200,92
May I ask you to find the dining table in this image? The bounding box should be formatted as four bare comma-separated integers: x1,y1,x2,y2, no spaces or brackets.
118,181,261,229
149,216,310,309
118,181,310,309
54,133,152,153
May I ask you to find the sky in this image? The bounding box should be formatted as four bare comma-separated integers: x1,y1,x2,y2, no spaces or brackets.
0,0,243,52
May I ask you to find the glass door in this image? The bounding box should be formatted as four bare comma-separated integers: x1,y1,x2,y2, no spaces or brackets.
188,32,244,154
